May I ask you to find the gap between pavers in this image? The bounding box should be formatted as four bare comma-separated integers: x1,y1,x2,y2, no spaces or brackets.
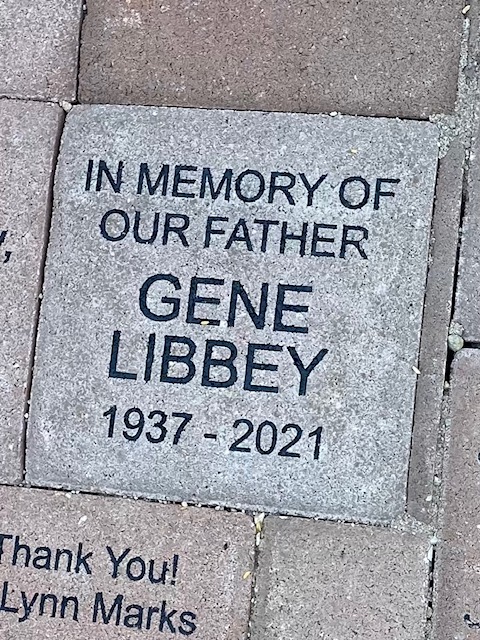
25,104,438,524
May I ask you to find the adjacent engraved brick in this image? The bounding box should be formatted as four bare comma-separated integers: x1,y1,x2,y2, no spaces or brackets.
0,0,82,101
0,485,254,638
79,0,463,118
252,517,430,640
27,105,438,521
433,350,480,639
0,99,63,484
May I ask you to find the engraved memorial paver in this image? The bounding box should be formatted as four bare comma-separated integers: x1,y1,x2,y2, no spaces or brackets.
0,485,254,639
0,99,63,484
251,517,430,640
27,105,438,521
433,350,480,640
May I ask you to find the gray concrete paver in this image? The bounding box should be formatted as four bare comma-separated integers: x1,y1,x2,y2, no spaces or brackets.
27,105,437,522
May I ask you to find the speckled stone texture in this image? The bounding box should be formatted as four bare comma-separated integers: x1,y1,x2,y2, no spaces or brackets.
0,99,63,484
455,115,480,341
0,485,254,639
78,0,463,118
0,0,82,101
27,105,438,522
433,350,480,640
251,517,430,640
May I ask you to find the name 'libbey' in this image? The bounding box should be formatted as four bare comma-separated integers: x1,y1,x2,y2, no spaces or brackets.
109,275,328,397
83,159,402,397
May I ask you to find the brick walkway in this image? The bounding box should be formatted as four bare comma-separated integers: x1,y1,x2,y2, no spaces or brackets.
0,1,477,638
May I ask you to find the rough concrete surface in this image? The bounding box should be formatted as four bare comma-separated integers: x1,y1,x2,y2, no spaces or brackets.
408,140,464,523
0,99,63,484
433,350,480,640
27,105,438,522
79,0,463,118
0,0,83,102
251,517,430,640
0,485,254,639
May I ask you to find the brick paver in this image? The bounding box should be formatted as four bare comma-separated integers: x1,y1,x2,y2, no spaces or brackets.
0,99,63,484
79,0,463,118
408,140,464,523
455,115,480,341
0,485,254,639
0,0,82,102
252,517,430,640
433,350,480,640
